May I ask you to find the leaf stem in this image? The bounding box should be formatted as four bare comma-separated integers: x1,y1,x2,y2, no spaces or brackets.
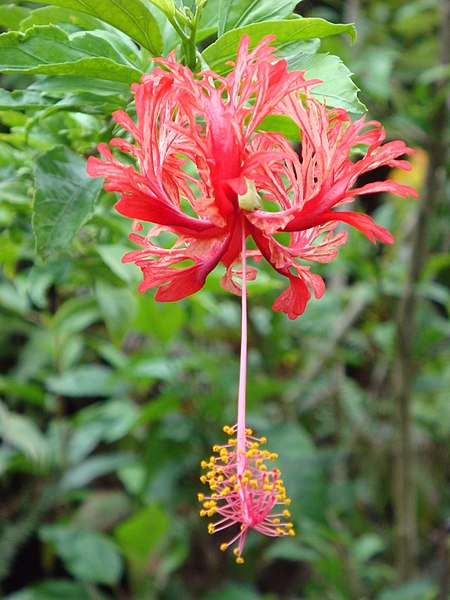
169,0,207,71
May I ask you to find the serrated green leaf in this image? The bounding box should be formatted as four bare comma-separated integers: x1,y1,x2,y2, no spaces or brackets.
0,25,142,83
203,18,357,73
0,4,30,29
218,0,300,36
32,0,163,54
40,526,124,585
301,53,366,114
33,146,102,260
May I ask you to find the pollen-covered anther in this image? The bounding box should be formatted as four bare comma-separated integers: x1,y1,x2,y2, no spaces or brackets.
199,425,294,559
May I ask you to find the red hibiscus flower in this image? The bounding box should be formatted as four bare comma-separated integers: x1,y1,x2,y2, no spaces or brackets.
87,35,417,319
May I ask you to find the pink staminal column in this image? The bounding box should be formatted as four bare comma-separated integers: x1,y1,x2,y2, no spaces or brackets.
199,220,295,563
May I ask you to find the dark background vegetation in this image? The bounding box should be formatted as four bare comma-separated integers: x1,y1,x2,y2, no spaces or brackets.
0,0,448,599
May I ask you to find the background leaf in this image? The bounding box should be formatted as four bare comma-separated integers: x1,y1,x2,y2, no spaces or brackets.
202,18,357,73
31,0,163,55
218,0,300,35
0,25,142,82
115,504,169,567
33,145,102,259
40,526,124,585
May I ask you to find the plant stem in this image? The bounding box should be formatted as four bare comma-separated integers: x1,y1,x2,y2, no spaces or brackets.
393,0,449,581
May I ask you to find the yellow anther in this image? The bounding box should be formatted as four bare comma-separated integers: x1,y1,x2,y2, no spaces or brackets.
260,437,267,444
220,543,228,552
270,453,278,460
200,461,207,469
213,445,221,452
200,476,207,484
236,557,245,564
250,480,258,489
245,428,253,435
283,509,291,518
199,510,206,517
198,493,205,502
273,518,280,525
208,524,215,534
288,529,295,536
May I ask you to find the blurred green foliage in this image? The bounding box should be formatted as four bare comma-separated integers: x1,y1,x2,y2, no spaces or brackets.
0,0,449,599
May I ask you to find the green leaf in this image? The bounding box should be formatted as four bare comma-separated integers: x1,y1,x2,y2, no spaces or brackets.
19,5,110,33
202,18,357,73
202,584,264,600
3,579,109,600
115,504,169,566
0,4,30,29
32,0,163,54
134,293,186,341
95,279,136,346
0,88,53,110
73,491,132,531
146,0,175,17
33,145,102,260
218,0,300,36
51,296,100,338
46,364,118,397
29,75,130,97
301,53,366,114
0,25,142,83
61,452,136,489
0,404,48,464
376,580,438,600
40,526,124,585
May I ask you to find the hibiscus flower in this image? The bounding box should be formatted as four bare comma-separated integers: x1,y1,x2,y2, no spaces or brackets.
87,34,417,319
